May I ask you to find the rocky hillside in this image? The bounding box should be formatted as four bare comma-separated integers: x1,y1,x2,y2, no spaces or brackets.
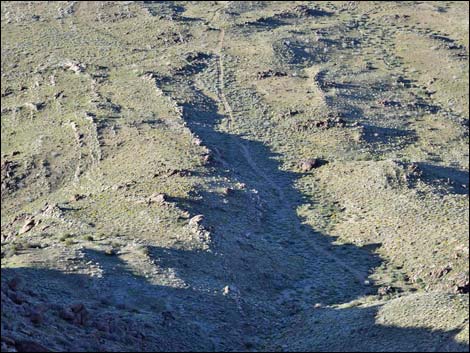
1,1,469,352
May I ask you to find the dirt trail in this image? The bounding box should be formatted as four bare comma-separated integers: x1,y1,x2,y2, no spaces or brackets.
216,29,234,130
214,27,368,285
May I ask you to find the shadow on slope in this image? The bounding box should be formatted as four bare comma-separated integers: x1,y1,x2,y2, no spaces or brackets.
2,256,468,352
146,54,467,351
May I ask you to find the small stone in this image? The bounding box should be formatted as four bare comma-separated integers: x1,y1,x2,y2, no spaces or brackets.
24,102,45,112
7,277,21,291
454,280,469,294
70,194,85,202
202,154,212,164
161,311,175,326
74,307,89,325
8,290,26,305
377,286,394,296
59,308,75,321
1,335,16,346
42,203,60,217
431,265,452,279
189,215,204,227
64,61,85,74
95,320,109,332
222,188,233,196
70,303,85,313
222,285,231,296
257,69,288,80
30,310,43,325
105,248,117,256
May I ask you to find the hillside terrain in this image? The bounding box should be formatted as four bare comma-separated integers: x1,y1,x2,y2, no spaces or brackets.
1,1,469,352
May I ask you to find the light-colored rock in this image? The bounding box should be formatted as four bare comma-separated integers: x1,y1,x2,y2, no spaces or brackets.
18,218,35,235
189,215,204,227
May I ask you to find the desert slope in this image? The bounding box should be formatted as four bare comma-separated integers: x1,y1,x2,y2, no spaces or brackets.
1,1,469,352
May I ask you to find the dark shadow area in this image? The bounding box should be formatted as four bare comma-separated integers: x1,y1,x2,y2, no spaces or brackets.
240,16,287,30
416,162,469,195
406,100,440,115
2,252,468,352
140,1,202,23
1,257,245,352
276,304,469,352
314,65,439,157
361,125,418,146
273,37,334,66
150,53,381,305
141,1,183,16
173,53,214,76
431,34,456,43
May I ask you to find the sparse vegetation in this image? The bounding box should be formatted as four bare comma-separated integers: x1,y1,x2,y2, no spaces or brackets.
1,1,468,352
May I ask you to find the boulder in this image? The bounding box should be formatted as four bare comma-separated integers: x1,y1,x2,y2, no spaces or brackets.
148,193,166,204
300,158,319,172
18,218,36,235
15,340,50,352
189,215,204,227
